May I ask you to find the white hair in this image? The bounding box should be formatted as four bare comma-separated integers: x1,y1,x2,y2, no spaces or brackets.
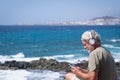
81,30,101,45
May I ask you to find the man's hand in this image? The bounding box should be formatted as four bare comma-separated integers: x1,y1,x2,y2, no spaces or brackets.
71,66,82,74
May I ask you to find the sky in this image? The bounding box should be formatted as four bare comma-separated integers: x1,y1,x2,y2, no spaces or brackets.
0,0,120,25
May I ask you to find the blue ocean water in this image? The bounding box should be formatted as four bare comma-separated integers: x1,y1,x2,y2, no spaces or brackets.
0,25,120,61
0,25,120,80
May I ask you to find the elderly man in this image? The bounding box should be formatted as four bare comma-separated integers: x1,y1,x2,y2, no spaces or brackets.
66,30,117,80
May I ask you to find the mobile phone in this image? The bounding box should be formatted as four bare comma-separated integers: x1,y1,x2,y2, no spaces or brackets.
69,64,74,68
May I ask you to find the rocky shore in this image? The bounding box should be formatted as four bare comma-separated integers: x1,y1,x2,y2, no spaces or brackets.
0,58,87,72
0,58,120,76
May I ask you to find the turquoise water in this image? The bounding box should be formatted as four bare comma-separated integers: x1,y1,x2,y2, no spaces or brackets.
0,25,120,58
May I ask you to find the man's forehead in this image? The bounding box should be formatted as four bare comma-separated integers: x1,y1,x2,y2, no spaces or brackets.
82,40,88,44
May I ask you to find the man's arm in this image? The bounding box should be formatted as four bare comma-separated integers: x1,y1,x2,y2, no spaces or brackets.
71,66,98,80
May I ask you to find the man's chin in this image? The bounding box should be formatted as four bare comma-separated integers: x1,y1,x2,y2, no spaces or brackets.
88,50,91,53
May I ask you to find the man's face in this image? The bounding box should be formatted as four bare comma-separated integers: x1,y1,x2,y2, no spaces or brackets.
82,40,94,53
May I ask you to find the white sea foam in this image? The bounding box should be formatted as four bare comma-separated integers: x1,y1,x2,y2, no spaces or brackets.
0,51,119,64
11,52,25,58
112,52,120,62
102,44,120,49
43,54,88,63
110,39,120,43
0,70,31,80
0,70,66,80
102,44,114,48
43,54,74,60
0,52,39,63
0,52,88,64
28,70,63,80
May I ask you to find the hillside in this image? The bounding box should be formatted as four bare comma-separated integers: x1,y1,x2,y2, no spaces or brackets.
59,16,120,25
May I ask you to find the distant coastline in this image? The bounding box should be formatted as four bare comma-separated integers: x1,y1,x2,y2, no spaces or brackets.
0,24,120,27
0,16,120,26
52,16,120,26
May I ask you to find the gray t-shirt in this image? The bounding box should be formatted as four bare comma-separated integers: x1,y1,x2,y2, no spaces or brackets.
88,46,117,80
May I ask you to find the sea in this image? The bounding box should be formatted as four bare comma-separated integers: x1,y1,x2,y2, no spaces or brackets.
0,25,120,80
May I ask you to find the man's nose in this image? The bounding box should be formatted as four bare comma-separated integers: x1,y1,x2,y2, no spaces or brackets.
84,46,87,49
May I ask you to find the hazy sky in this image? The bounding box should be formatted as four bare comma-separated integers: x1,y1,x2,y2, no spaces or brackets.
0,0,120,25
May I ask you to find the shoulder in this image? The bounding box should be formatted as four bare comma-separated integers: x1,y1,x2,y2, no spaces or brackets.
90,46,112,60
89,47,106,59
91,46,108,55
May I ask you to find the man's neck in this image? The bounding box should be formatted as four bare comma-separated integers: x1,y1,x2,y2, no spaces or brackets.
94,44,101,50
